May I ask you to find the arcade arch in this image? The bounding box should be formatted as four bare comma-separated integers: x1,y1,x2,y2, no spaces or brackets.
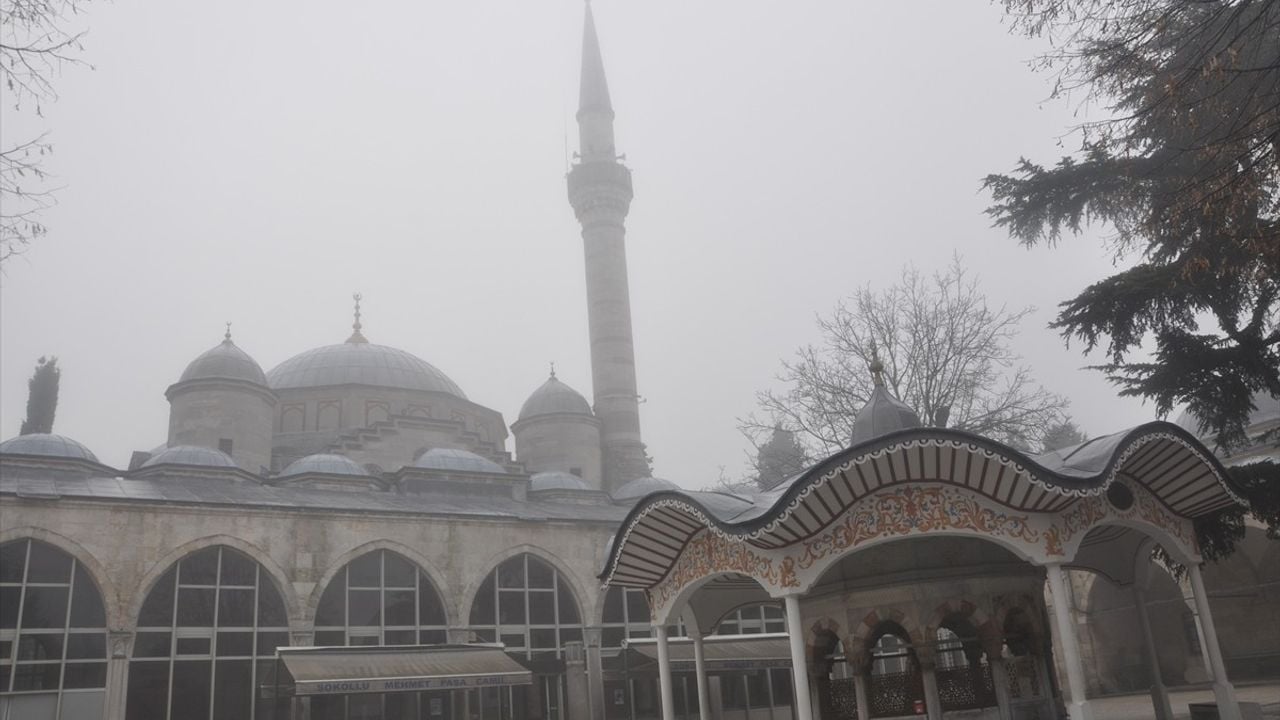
0,537,110,720
123,544,289,720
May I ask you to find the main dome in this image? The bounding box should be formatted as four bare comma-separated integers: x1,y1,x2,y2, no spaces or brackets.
267,342,466,398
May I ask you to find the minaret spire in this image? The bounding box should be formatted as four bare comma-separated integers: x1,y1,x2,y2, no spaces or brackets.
577,2,617,163
567,3,651,492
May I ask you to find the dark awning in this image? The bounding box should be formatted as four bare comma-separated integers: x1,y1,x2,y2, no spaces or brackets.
625,634,792,671
278,645,532,696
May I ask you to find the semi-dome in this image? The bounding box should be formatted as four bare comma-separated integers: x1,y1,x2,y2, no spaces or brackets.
1175,391,1280,437
414,448,506,474
518,371,592,420
179,333,268,386
851,360,922,444
267,342,466,398
0,433,99,463
281,453,369,478
612,476,678,501
530,471,591,492
143,445,237,469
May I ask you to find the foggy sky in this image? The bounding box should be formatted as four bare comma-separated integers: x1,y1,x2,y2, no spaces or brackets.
0,1,1161,485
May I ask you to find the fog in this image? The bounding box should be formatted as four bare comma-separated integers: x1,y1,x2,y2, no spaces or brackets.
0,0,1158,483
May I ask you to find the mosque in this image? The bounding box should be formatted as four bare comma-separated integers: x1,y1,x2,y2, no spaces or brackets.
0,5,1276,720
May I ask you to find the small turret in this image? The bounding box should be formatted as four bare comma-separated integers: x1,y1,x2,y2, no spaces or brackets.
511,367,603,488
165,326,277,472
850,355,922,445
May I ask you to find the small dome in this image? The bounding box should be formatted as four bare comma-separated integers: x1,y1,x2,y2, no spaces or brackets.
267,342,465,398
179,336,268,386
530,471,590,492
142,445,236,469
612,476,679,501
519,372,592,421
414,448,506,474
851,374,922,444
0,433,99,463
281,453,369,478
1175,391,1280,437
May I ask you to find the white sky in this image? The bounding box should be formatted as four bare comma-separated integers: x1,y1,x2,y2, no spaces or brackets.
0,0,1163,484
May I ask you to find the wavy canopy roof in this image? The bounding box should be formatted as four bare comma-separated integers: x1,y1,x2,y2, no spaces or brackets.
600,422,1247,589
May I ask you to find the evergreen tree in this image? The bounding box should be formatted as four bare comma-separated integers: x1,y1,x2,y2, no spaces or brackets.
755,426,809,491
1040,420,1087,453
20,356,60,435
986,0,1280,553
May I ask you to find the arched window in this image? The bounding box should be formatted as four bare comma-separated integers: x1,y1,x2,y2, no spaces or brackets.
280,406,304,433
311,550,449,720
468,554,582,658
936,627,968,669
0,538,108,720
317,402,341,432
714,604,785,635
125,545,289,720
871,632,910,676
600,587,652,650
469,554,584,720
313,550,447,647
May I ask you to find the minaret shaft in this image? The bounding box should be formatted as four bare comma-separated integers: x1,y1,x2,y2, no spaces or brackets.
567,5,650,491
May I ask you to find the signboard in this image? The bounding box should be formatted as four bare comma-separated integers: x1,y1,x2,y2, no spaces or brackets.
295,672,530,696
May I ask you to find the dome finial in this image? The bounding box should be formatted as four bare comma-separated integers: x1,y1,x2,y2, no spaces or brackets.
550,361,556,379
224,321,233,343
347,293,368,344
868,338,885,387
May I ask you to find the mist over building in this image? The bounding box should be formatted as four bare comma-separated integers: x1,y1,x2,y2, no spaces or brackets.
1,6,1276,720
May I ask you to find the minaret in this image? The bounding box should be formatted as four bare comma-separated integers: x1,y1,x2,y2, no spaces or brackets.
567,2,651,492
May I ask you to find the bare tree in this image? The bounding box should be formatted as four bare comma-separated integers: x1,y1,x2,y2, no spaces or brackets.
1,0,91,262
743,259,1070,457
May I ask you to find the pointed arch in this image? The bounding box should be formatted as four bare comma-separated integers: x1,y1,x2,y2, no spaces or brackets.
459,544,592,629
127,534,298,628
0,525,120,628
305,539,454,626
463,547,588,659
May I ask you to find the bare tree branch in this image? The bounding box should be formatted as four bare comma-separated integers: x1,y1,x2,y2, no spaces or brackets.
741,258,1070,458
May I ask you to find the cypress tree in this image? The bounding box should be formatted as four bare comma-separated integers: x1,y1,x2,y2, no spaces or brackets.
20,356,60,435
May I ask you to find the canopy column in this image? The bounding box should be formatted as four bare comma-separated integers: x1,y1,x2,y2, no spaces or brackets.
916,645,943,720
784,594,815,720
1132,586,1173,720
1189,564,1242,720
1045,563,1094,720
690,631,711,720
983,635,1012,720
655,624,677,720
846,652,871,720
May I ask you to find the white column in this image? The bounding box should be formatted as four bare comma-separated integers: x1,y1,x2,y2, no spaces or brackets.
852,674,870,720
919,657,943,720
988,646,1012,720
1045,563,1094,720
1132,587,1173,720
1189,564,1243,720
656,624,677,720
783,594,815,720
691,634,712,720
